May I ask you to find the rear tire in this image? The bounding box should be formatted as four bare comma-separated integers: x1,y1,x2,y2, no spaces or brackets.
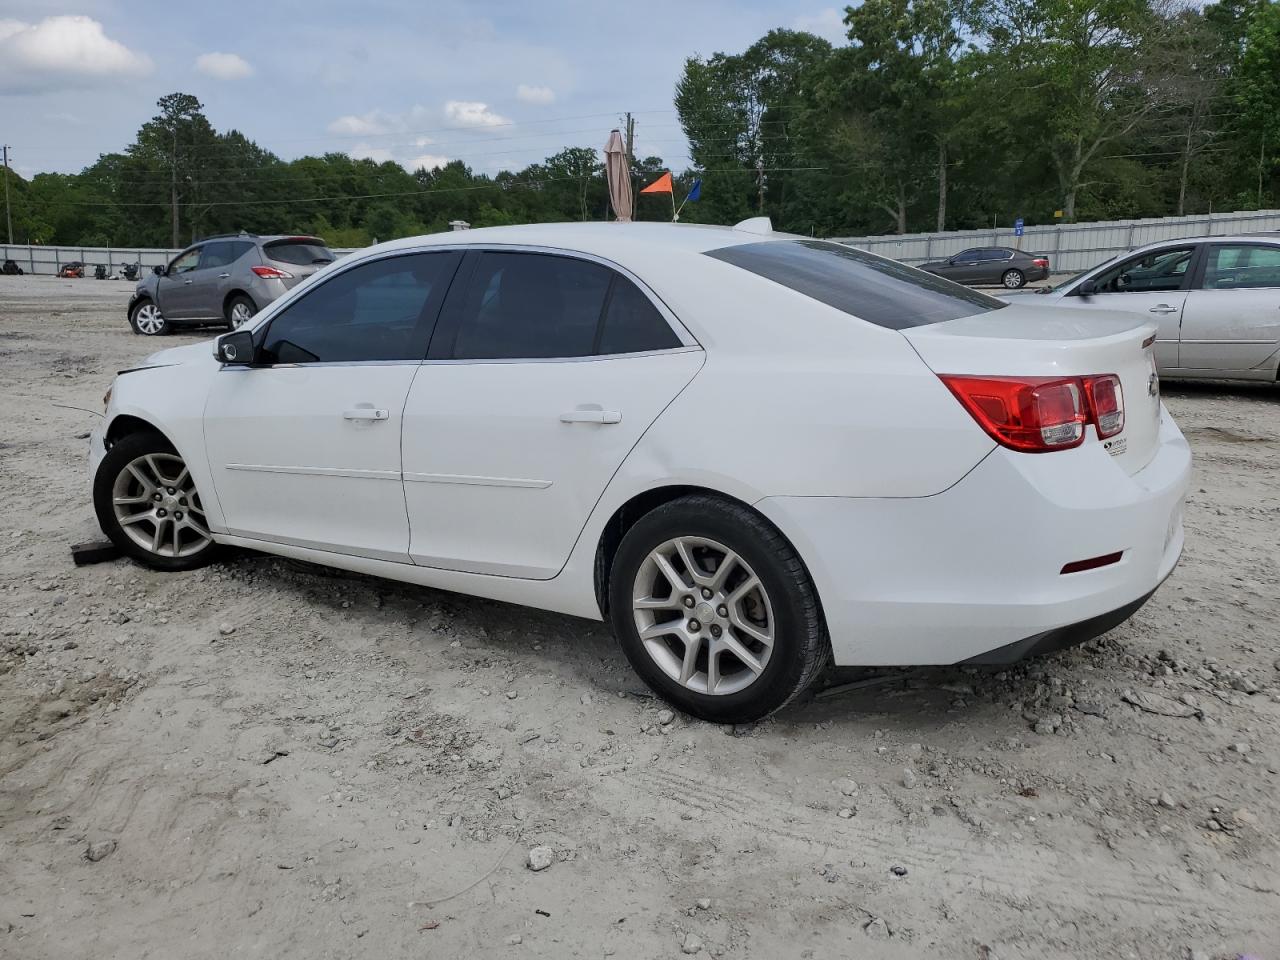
1002,269,1026,289
225,294,257,329
608,494,829,724
129,298,168,336
93,431,219,572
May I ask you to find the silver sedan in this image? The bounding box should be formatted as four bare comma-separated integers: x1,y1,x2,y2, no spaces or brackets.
1016,235,1280,382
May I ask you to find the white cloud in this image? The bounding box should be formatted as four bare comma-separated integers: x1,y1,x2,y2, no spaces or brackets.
196,52,253,81
444,100,509,129
328,112,393,136
410,154,451,172
0,15,151,94
516,84,555,106
793,8,847,43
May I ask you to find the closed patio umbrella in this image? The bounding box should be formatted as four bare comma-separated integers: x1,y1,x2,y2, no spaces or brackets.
604,129,632,222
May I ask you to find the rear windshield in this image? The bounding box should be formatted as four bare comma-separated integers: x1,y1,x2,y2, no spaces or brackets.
264,240,333,266
705,239,1006,329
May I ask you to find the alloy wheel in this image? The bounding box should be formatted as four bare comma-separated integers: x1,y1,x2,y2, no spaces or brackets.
230,301,253,328
111,452,212,558
134,303,165,334
631,536,775,696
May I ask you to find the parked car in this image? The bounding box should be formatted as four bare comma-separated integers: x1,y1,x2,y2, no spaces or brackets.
920,247,1050,289
127,234,334,336
90,221,1188,722
2,258,23,275
58,261,85,279
1015,235,1280,382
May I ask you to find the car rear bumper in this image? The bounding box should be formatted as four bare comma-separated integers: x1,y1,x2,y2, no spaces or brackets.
756,407,1190,665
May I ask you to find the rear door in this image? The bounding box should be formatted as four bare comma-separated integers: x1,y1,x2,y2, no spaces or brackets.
155,246,204,319
401,249,703,579
1179,242,1280,376
184,241,240,319
1056,243,1200,370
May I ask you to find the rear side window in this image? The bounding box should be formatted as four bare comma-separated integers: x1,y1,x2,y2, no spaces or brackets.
1203,244,1280,289
705,240,1005,329
260,251,460,363
598,276,682,354
265,239,333,266
450,252,613,359
199,240,254,269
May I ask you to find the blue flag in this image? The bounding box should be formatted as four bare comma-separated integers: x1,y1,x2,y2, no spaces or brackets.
687,178,702,202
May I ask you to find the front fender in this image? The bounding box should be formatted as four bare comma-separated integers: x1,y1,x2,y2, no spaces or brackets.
100,363,226,533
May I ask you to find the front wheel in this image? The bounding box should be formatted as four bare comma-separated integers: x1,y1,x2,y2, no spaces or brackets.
1002,268,1026,289
608,495,829,724
93,431,219,571
225,294,257,329
129,298,168,336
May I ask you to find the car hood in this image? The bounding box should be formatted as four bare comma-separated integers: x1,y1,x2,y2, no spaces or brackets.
140,339,218,367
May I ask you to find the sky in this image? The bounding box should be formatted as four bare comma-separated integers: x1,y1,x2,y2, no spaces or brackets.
0,0,849,181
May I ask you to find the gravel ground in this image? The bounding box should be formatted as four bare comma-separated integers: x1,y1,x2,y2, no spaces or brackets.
2,274,1279,960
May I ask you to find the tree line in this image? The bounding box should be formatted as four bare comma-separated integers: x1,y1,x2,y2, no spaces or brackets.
3,0,1279,248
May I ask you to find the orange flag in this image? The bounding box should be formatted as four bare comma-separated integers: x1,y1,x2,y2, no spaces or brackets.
640,172,673,194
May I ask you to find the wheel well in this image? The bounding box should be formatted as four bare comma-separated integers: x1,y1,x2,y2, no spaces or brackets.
593,485,756,618
223,290,256,315
104,414,164,450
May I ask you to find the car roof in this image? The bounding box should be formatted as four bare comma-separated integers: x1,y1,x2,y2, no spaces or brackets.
361,221,777,263
1130,233,1280,252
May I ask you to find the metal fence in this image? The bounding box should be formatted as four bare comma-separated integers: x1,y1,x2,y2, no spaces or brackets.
831,208,1280,273
0,244,361,277
6,208,1280,278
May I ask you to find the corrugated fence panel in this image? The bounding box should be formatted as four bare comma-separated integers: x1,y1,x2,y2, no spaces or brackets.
0,244,362,276
5,210,1280,277
833,208,1280,273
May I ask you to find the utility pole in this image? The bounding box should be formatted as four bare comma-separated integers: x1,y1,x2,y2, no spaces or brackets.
2,144,12,245
170,126,179,249
624,112,635,220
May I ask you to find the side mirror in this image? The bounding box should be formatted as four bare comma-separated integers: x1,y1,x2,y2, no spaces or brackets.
1077,280,1096,296
152,265,164,276
214,330,255,365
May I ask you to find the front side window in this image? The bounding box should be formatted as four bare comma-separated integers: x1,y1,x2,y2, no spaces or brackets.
450,252,613,359
1092,246,1195,293
705,239,1005,329
169,248,201,274
952,249,981,263
1203,244,1280,289
260,251,461,363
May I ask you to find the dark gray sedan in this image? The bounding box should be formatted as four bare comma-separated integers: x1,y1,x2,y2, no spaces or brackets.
920,246,1049,289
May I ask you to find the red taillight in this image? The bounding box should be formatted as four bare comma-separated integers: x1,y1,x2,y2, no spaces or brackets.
1083,373,1124,438
251,265,293,279
1032,257,1049,269
940,373,1125,453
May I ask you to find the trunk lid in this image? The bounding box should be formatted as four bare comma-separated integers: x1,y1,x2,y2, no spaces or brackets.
902,303,1162,475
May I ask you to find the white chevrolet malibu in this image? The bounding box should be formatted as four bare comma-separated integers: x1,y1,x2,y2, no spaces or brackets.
90,220,1190,722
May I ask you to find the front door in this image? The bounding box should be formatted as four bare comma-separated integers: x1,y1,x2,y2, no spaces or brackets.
401,250,703,579
1059,244,1200,370
1180,242,1280,375
155,246,204,320
203,250,462,561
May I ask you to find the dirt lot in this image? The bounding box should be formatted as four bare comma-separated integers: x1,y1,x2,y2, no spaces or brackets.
1,274,1278,960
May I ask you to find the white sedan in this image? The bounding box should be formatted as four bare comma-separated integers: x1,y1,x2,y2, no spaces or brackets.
89,220,1190,722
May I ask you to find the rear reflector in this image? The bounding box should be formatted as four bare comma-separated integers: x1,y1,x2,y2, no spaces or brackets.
940,373,1126,453
251,265,293,279
1061,551,1123,574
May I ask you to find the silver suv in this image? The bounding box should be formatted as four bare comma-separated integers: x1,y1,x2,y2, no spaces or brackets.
127,234,334,336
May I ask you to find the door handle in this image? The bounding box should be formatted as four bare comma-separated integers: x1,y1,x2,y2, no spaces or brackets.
560,406,622,425
343,407,389,421
183,279,193,285
218,273,231,279
1148,304,1178,314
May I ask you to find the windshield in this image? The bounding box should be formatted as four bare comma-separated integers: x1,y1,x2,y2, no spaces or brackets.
1042,256,1119,294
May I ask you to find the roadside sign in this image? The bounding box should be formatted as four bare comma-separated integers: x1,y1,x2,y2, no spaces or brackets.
1014,217,1024,237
